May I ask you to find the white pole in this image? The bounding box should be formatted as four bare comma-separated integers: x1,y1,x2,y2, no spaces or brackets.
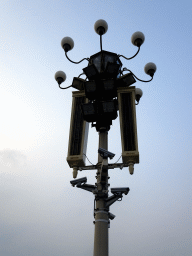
93,130,109,256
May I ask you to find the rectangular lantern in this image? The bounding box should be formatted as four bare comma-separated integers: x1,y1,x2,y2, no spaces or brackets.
67,91,89,168
117,86,139,165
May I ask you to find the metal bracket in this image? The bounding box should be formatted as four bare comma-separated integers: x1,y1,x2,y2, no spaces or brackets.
105,194,123,208
76,184,96,193
78,162,130,171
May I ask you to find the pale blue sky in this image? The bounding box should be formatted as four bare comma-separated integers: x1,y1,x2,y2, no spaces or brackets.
0,1,192,255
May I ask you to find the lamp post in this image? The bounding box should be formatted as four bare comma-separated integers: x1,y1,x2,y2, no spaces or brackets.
55,19,156,256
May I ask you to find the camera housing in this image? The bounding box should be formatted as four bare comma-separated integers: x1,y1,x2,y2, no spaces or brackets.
70,177,87,187
98,148,115,159
111,187,130,195
108,212,116,220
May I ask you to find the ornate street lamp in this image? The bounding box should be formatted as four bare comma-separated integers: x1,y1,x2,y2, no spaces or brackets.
55,19,156,256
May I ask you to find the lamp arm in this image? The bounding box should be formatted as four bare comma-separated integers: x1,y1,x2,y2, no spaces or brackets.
58,84,72,90
118,47,140,60
65,51,89,64
78,72,86,78
123,68,153,82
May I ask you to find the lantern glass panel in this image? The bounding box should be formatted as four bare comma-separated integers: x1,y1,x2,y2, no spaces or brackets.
72,77,85,90
92,55,102,72
83,65,98,80
117,73,136,87
104,54,116,67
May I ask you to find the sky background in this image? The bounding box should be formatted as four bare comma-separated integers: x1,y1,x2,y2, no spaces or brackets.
0,0,192,255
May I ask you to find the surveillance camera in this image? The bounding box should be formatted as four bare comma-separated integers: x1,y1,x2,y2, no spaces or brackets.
55,71,66,85
94,19,108,35
144,62,157,77
98,148,115,159
111,187,130,195
70,177,87,187
61,37,74,52
108,212,116,220
131,31,145,47
135,88,143,104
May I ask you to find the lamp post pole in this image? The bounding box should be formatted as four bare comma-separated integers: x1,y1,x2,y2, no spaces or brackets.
94,131,109,256
55,19,156,256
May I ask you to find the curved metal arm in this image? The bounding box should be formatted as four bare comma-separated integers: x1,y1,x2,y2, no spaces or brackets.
78,73,88,81
65,51,89,64
83,153,94,165
118,47,140,60
58,84,72,90
114,154,122,164
123,68,153,82
78,72,86,78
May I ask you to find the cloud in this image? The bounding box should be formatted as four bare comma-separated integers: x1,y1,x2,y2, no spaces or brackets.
0,149,26,169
